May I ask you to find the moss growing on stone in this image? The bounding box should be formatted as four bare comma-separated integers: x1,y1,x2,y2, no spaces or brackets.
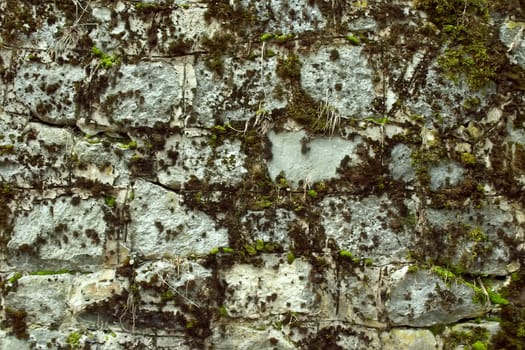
66,331,82,349
414,0,496,89
91,45,119,69
443,327,489,350
276,55,302,81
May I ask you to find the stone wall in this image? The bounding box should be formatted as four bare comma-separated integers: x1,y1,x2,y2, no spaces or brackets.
1,0,525,349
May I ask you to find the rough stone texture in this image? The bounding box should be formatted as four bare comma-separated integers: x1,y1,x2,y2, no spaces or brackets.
1,1,524,349
429,161,465,190
0,122,74,188
500,20,525,69
268,130,363,185
6,63,85,125
389,143,416,183
4,274,72,327
321,195,411,265
223,255,315,318
99,61,191,129
128,179,229,258
301,45,375,118
240,209,296,250
69,269,127,314
210,323,296,350
424,200,518,276
386,267,486,327
157,132,247,188
7,197,107,270
381,328,438,350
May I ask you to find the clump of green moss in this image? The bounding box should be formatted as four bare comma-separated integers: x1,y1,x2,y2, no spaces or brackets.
66,331,82,349
346,34,360,45
461,152,477,165
414,0,495,90
30,269,71,276
443,327,490,350
91,45,119,69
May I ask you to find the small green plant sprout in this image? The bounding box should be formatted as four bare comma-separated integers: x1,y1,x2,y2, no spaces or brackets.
255,197,273,209
407,265,419,273
84,134,100,144
339,250,359,263
260,32,294,43
66,331,82,349
91,45,119,69
160,289,175,302
105,196,116,207
135,2,157,10
119,140,137,149
307,189,318,198
468,227,487,242
244,244,257,256
260,33,274,41
276,55,302,81
488,289,509,305
363,258,374,267
222,247,235,253
275,33,294,42
471,340,488,350
461,152,477,165
339,250,353,259
277,176,289,189
7,272,23,284
287,251,296,264
209,247,219,255
255,239,265,251
431,265,456,283
346,34,360,45
218,305,228,317
365,116,389,125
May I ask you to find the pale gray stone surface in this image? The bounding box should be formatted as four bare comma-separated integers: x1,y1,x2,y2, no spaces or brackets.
210,323,296,350
0,122,74,187
268,130,362,186
7,197,107,270
69,269,127,314
4,274,72,327
6,63,85,125
389,143,416,183
128,179,228,257
321,195,411,265
239,0,326,34
223,255,315,318
192,57,286,126
301,46,375,118
386,267,486,327
157,133,247,188
429,161,465,190
99,61,189,128
241,209,297,249
425,201,516,275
